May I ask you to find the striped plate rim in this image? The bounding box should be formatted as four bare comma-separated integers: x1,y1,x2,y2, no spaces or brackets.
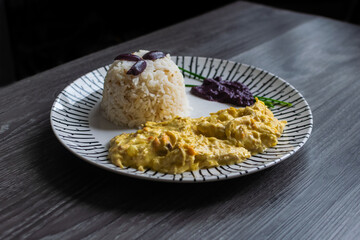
50,56,313,182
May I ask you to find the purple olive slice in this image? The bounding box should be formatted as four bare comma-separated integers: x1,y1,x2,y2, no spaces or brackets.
142,51,166,60
127,60,147,76
114,53,142,61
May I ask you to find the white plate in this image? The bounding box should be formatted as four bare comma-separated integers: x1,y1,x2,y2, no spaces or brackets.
50,56,313,182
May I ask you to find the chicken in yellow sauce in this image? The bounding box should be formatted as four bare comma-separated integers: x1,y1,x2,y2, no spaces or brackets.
108,99,286,174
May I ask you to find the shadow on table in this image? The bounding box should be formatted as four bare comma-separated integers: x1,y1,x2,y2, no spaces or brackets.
32,124,309,215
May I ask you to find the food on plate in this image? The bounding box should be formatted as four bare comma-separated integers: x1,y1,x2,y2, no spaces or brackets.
101,50,189,128
179,67,292,108
190,76,255,107
108,98,286,174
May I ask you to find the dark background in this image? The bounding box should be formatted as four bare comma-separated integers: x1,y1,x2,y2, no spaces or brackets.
1,0,360,85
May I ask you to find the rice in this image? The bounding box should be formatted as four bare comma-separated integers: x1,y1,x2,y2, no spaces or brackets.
101,50,189,128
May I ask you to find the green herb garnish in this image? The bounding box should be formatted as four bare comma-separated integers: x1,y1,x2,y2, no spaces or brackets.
185,84,199,87
179,67,205,80
254,96,292,107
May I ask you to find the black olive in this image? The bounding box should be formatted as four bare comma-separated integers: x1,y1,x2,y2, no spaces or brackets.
127,60,147,76
114,53,142,61
142,51,166,60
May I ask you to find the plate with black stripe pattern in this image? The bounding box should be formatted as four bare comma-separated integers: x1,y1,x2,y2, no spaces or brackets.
50,56,313,182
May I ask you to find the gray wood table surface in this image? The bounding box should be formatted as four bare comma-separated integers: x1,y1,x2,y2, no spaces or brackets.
1,1,360,239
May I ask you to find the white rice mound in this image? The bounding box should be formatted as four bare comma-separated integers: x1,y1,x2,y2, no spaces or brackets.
101,50,190,128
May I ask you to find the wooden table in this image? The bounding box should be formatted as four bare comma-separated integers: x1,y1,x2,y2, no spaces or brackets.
1,2,360,239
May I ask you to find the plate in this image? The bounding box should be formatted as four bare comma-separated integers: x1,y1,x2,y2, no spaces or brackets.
50,56,313,182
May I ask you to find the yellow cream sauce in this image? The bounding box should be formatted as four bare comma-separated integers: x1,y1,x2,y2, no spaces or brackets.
109,99,286,174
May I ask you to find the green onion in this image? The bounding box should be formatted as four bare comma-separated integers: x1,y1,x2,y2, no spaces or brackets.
254,96,292,107
179,67,292,108
262,100,275,108
179,67,205,80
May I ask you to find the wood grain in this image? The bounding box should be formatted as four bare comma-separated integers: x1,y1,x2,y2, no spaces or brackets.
1,1,360,239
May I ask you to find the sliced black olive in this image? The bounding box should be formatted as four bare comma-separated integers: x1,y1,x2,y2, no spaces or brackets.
142,51,166,60
127,60,147,76
114,53,142,61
